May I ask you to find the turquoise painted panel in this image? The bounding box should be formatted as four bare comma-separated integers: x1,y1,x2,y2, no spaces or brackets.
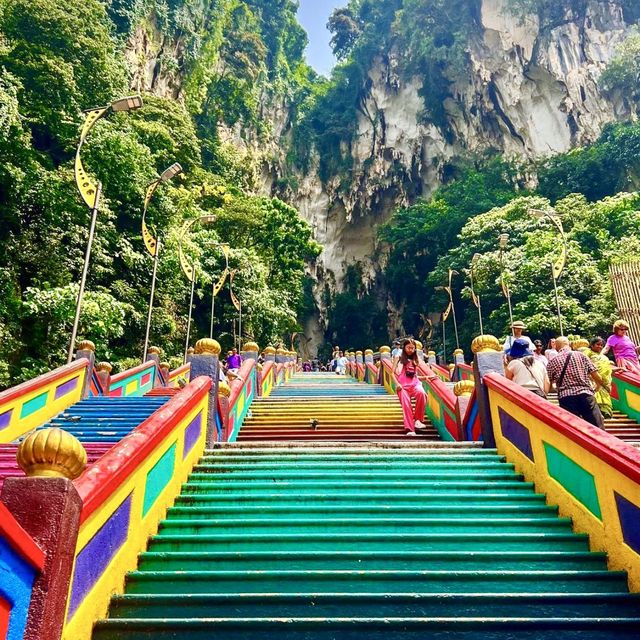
142,444,176,517
20,391,49,419
543,442,602,519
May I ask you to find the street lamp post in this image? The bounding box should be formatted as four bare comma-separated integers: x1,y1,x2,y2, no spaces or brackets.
142,162,183,362
469,252,484,335
498,233,515,334
529,208,568,335
69,96,143,363
209,243,230,339
178,215,217,362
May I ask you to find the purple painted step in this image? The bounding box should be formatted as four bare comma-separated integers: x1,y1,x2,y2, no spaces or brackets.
0,442,112,492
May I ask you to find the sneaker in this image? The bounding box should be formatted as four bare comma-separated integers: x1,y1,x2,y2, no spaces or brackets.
414,420,427,431
405,430,417,437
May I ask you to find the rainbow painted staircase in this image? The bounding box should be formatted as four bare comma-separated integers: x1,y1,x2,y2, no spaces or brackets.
238,372,439,441
90,373,640,639
0,395,170,490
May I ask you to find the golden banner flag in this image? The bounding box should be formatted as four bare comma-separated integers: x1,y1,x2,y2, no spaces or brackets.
213,268,228,297
552,251,566,280
442,301,453,322
229,269,241,310
142,219,158,257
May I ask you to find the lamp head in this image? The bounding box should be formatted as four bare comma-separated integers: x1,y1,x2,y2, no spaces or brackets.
110,95,143,112
528,208,546,219
472,252,481,263
160,163,183,182
498,233,509,249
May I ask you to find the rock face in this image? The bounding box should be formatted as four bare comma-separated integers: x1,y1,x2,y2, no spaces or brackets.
277,0,634,345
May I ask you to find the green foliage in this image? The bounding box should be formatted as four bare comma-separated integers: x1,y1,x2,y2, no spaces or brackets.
601,29,640,108
0,0,321,388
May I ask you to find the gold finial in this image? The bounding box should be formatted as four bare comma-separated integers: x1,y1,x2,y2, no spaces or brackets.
454,380,475,397
17,428,87,479
379,346,391,354
187,347,195,355
414,340,423,350
76,340,96,352
256,363,263,372
572,338,589,350
471,335,502,354
356,350,363,356
243,341,259,352
194,338,221,355
263,346,276,356
276,347,285,355
95,362,112,373
453,348,464,356
148,346,162,356
448,363,455,371
159,362,170,370
217,381,231,397
428,351,436,357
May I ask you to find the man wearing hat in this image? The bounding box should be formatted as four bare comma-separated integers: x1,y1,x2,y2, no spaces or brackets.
503,321,535,353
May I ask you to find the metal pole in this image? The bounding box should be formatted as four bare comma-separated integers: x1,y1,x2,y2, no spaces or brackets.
67,182,102,363
209,282,215,339
477,296,484,335
184,276,196,363
238,300,242,351
451,299,460,350
506,286,514,334
442,314,447,365
551,270,564,335
143,240,160,362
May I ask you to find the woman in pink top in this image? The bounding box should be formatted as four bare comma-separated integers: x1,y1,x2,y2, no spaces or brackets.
603,319,640,375
394,338,427,436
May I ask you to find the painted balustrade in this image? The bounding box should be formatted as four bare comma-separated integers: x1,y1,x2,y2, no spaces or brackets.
259,361,276,398
453,362,473,382
62,376,211,640
611,369,640,423
430,362,452,383
418,363,459,441
107,361,157,398
484,372,640,591
0,360,89,444
0,502,45,640
167,363,190,389
225,359,257,442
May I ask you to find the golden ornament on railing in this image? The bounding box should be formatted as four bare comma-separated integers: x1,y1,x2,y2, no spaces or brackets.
159,362,170,370
414,340,423,350
572,338,589,351
365,349,374,355
17,428,87,479
187,347,195,355
194,338,221,356
263,346,276,356
217,381,231,397
256,363,263,372
379,346,391,354
453,348,464,356
276,347,285,355
453,380,475,397
428,350,436,357
243,341,259,352
448,363,455,371
356,350,363,356
147,346,162,356
95,362,112,373
471,335,502,354
76,340,96,352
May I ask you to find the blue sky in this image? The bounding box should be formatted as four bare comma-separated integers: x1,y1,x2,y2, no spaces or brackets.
297,0,345,77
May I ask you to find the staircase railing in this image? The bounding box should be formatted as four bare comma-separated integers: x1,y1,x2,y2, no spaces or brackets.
611,369,640,423
225,359,257,442
61,376,211,640
259,361,276,397
418,363,459,441
484,372,640,592
0,359,89,444
167,363,190,388
107,360,157,398
0,501,45,640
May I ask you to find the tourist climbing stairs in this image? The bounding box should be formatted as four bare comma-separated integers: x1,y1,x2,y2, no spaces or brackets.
91,372,640,639
0,394,170,490
238,372,439,440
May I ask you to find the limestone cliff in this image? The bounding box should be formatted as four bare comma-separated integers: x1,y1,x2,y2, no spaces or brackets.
277,0,637,343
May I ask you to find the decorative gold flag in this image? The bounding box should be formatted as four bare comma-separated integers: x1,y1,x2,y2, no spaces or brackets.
229,269,241,310
552,251,566,280
442,301,453,322
213,268,228,297
75,108,107,209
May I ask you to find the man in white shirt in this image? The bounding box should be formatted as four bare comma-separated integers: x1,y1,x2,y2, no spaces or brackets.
503,321,535,353
335,351,348,375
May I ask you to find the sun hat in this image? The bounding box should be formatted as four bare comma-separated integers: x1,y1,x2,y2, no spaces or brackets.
511,321,527,330
507,337,533,358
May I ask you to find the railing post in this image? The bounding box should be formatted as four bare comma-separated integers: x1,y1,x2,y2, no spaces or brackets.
74,340,95,399
427,350,437,366
146,346,163,387
263,346,276,363
189,339,221,445
94,362,112,395
471,335,504,448
159,361,170,384
1,429,86,640
453,380,475,440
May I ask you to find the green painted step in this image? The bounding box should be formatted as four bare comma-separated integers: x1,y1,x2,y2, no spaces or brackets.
91,617,640,640
157,516,574,535
193,460,512,471
166,503,559,518
149,532,591,552
124,569,629,594
180,480,530,494
108,592,640,619
137,550,608,572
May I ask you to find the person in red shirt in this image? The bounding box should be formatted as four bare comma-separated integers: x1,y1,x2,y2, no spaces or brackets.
394,338,427,436
547,336,608,429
